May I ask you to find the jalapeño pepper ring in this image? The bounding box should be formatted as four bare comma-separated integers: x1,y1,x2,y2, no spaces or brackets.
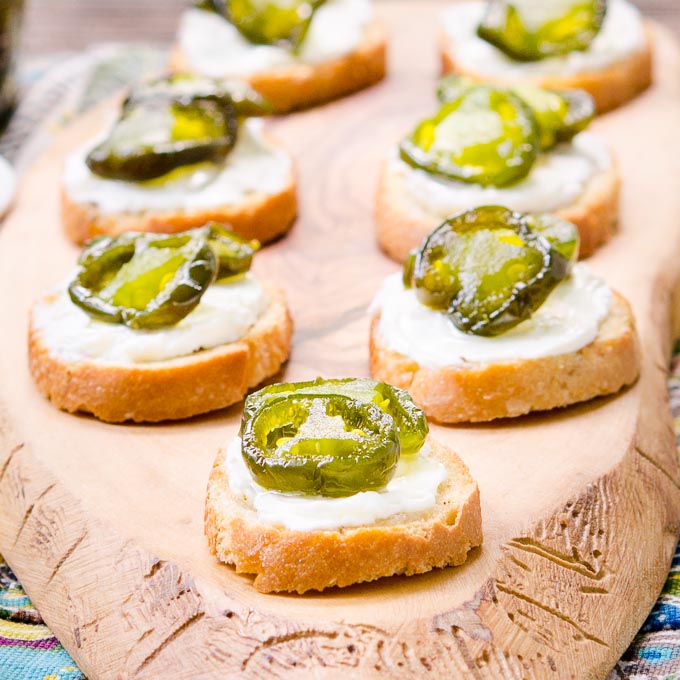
241,393,401,497
477,0,607,62
68,231,217,330
399,86,539,188
406,206,573,336
243,377,428,456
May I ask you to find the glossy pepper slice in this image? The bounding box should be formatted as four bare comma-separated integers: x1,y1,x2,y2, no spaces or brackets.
242,377,428,456
525,213,580,262
477,0,607,62
203,222,260,280
241,393,401,497
86,94,238,182
405,206,573,336
68,231,217,329
400,86,539,187
127,74,273,118
200,0,326,52
437,76,595,151
513,85,594,149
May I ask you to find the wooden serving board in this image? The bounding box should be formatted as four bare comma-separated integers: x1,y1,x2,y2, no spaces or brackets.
2,3,680,678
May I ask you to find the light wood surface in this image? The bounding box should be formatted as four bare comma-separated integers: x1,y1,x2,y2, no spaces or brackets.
2,4,680,678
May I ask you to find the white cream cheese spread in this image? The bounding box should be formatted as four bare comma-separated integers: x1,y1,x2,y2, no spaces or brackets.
396,131,611,216
225,437,447,531
441,0,645,78
32,274,270,365
62,118,291,214
371,263,612,369
177,0,373,77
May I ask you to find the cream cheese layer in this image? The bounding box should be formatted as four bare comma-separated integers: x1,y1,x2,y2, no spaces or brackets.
370,263,612,369
178,0,373,77
225,438,446,531
395,132,611,216
33,274,270,365
441,0,645,78
62,119,291,215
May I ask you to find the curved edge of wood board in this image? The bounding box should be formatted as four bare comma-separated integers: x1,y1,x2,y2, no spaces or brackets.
1,340,679,679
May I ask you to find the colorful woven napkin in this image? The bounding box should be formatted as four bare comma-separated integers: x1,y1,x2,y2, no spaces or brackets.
0,45,679,680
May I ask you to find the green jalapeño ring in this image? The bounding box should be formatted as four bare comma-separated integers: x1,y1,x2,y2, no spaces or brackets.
241,394,401,497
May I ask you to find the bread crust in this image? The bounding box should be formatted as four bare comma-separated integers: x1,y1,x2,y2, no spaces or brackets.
28,287,293,423
62,167,298,246
205,438,483,593
375,158,620,263
369,292,640,424
440,25,654,114
170,20,387,113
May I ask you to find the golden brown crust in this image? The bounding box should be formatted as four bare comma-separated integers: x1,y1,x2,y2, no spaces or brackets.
170,20,387,113
369,292,640,424
28,287,293,423
375,158,620,263
440,24,654,114
205,438,483,593
62,168,298,246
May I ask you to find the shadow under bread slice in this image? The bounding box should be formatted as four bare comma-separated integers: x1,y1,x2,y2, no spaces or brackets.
370,206,640,423
439,0,653,114
170,0,387,113
61,75,297,246
29,225,293,422
376,80,619,263
205,378,482,593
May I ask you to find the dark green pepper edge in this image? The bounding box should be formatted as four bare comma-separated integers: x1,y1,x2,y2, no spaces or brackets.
411,207,572,336
86,94,239,182
241,393,401,497
399,88,540,188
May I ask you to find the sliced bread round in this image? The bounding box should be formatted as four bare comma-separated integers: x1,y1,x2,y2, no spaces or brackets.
205,437,482,593
170,20,387,113
375,159,620,263
28,286,293,423
370,292,640,424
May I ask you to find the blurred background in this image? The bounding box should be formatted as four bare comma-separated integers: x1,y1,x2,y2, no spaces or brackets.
19,0,680,53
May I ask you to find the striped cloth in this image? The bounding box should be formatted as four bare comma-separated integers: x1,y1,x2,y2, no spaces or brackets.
0,45,679,679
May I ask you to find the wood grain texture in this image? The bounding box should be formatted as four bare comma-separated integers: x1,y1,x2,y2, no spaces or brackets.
2,3,680,678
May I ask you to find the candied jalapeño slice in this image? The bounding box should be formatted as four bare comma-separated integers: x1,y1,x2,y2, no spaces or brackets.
126,74,273,118
242,378,428,456
400,86,539,187
69,231,217,329
205,222,260,280
405,206,574,336
224,0,326,53
86,94,238,182
241,393,401,497
437,76,595,151
477,0,607,62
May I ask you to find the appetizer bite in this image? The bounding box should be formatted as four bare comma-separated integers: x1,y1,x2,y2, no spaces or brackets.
440,0,652,113
172,0,387,112
62,75,297,245
29,224,293,422
370,206,640,423
376,79,619,262
205,378,482,593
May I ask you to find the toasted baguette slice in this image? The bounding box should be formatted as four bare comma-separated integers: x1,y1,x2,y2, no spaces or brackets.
205,437,482,593
170,20,387,113
28,287,293,423
375,159,620,263
441,26,653,115
370,292,640,424
62,166,297,247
